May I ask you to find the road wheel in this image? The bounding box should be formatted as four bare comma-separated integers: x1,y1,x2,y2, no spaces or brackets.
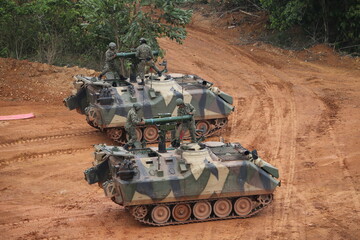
172,204,191,222
151,205,171,224
143,125,159,142
213,199,232,218
193,201,212,220
126,127,143,142
234,197,252,216
196,120,210,136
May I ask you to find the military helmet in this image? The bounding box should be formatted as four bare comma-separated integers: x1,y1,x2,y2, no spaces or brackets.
176,98,184,106
139,38,147,44
109,42,116,49
133,103,142,111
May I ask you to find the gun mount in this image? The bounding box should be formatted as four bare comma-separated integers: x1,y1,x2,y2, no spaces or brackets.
84,140,280,226
64,63,235,144
144,114,192,153
115,50,159,59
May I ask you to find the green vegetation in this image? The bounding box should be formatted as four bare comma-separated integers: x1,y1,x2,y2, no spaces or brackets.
0,0,358,65
80,0,192,52
259,0,359,53
203,0,359,54
0,0,192,67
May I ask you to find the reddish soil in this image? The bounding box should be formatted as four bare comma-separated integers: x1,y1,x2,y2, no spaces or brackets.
1,13,359,240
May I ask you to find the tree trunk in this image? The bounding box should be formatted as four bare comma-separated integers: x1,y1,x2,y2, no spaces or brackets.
320,0,329,43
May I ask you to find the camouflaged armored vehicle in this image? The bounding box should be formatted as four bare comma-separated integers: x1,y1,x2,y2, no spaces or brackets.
64,73,234,143
84,141,280,226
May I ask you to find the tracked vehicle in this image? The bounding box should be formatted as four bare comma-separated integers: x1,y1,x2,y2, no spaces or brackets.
84,134,280,226
64,73,234,143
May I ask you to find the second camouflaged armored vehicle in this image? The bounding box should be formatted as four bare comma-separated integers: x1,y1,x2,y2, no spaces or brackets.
64,73,234,143
84,140,280,226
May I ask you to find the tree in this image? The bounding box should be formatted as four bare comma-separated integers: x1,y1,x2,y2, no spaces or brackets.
29,0,83,64
0,0,37,59
0,0,84,62
260,0,359,53
80,0,193,52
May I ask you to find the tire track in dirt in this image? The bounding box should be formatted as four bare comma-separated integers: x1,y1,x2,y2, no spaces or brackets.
0,211,98,228
275,89,299,239
0,130,101,148
318,93,360,214
250,73,306,239
0,147,93,167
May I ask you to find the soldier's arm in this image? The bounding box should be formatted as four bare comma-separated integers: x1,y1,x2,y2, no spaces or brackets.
132,112,143,125
106,51,116,61
188,104,195,115
135,47,140,58
150,47,154,59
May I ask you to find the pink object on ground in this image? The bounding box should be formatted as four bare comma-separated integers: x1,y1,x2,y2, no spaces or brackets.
0,113,35,121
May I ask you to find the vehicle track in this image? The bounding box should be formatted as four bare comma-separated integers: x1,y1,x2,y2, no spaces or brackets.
0,130,100,148
325,107,360,214
276,88,299,238
249,70,306,239
0,211,98,228
0,147,93,167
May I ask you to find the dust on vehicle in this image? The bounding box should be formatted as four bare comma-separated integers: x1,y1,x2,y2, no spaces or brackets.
84,140,280,226
64,73,235,143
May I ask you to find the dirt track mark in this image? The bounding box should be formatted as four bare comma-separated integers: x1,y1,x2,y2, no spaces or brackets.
0,147,93,167
315,90,340,135
326,115,360,216
276,90,301,239
251,71,306,239
0,211,98,228
0,130,100,148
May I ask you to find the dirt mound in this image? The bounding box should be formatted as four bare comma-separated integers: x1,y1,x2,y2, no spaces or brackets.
0,58,97,104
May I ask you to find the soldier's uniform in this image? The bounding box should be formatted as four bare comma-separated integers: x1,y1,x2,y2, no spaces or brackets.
99,43,126,80
136,39,161,83
124,104,143,149
176,100,197,143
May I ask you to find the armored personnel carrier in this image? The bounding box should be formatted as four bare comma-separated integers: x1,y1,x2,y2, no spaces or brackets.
64,73,234,143
84,139,280,226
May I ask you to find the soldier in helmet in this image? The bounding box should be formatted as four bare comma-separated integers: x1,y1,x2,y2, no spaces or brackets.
135,38,162,85
124,103,145,150
98,42,127,80
174,98,197,143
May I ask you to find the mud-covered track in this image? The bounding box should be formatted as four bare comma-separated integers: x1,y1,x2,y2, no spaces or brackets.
137,198,272,226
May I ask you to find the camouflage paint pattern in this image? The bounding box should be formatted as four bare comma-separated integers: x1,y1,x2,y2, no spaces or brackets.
85,142,280,207
64,74,234,130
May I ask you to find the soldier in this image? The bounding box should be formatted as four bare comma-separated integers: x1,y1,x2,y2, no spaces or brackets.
135,38,162,85
124,103,145,150
98,42,127,80
175,98,197,143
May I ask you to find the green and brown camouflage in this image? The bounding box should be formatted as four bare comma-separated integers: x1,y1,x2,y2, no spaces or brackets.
64,73,234,143
84,141,280,225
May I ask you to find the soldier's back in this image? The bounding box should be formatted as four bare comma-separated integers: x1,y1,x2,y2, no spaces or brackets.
136,44,152,60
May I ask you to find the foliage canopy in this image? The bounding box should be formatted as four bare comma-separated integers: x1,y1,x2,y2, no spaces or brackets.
80,0,192,51
0,0,192,65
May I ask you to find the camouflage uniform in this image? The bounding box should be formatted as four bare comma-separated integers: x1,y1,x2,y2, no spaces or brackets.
99,44,126,80
125,105,142,147
176,103,197,143
136,43,161,80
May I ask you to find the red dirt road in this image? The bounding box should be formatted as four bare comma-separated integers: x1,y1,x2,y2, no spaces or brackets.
1,15,359,239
